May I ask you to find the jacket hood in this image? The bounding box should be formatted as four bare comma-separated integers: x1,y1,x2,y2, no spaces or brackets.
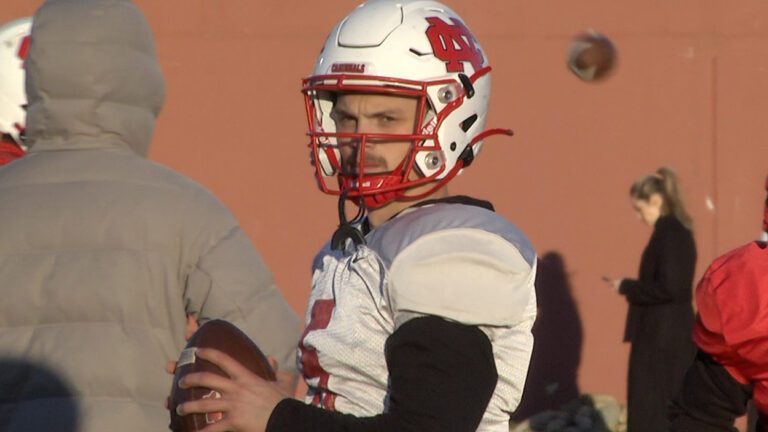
25,0,165,156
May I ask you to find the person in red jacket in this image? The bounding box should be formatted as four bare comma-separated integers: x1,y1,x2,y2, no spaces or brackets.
670,174,768,432
0,17,31,166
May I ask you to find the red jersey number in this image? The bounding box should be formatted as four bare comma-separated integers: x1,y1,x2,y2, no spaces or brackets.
299,299,337,410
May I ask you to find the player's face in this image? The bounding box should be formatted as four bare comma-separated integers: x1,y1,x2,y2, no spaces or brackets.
632,195,662,226
331,93,419,176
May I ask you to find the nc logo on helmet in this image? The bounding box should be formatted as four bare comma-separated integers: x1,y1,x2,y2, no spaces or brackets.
425,17,484,73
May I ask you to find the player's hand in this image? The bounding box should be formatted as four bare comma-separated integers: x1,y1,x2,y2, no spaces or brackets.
176,348,289,432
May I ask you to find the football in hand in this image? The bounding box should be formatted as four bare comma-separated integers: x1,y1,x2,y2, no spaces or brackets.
169,319,276,431
567,30,616,82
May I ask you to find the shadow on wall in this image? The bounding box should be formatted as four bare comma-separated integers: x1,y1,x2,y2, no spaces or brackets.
513,251,583,422
0,358,79,432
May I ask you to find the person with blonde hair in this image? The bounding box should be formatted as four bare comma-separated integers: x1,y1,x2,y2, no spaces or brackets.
605,166,697,431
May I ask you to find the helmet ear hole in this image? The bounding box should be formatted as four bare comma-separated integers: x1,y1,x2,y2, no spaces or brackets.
458,73,475,99
458,145,474,167
460,114,478,132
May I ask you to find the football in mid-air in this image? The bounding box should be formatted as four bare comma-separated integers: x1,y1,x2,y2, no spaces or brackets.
567,31,616,82
168,319,276,432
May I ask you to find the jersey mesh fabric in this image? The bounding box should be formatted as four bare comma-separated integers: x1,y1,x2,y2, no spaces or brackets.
301,246,394,415
299,202,537,431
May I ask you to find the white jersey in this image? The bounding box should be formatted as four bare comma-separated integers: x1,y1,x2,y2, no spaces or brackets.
298,200,537,431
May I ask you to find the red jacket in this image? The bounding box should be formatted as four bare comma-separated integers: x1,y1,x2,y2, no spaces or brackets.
694,241,768,418
0,139,24,166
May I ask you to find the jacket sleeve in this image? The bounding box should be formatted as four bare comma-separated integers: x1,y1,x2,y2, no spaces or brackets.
619,226,694,305
265,316,498,432
184,225,301,373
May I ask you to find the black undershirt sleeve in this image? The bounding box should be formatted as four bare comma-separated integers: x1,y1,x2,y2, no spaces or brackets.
266,315,498,432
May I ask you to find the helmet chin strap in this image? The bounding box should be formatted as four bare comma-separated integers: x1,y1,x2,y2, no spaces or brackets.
331,190,367,251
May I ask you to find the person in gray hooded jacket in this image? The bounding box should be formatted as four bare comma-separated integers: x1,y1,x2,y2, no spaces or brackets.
0,0,301,430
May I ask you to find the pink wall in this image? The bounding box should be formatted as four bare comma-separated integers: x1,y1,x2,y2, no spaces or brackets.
4,0,767,411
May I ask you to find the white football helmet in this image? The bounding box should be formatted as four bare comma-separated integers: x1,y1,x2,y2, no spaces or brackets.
303,0,511,209
0,17,31,148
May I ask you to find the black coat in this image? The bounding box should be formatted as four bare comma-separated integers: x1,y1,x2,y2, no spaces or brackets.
619,215,697,432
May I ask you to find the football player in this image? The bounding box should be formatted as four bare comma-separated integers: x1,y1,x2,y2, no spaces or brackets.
176,1,537,431
0,17,31,166
669,175,768,431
